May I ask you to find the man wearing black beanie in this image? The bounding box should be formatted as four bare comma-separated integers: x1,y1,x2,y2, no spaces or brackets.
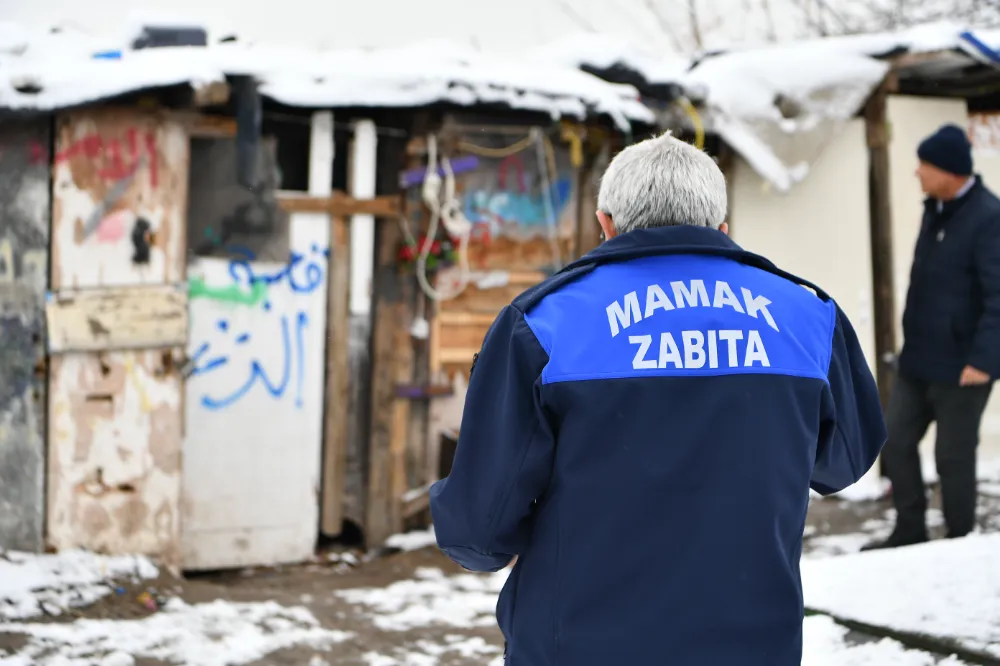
864,123,1000,550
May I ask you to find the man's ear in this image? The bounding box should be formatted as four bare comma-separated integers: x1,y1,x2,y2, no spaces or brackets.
596,210,616,241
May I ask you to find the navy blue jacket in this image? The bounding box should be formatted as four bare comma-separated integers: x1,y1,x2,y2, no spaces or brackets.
430,225,886,666
898,176,1000,383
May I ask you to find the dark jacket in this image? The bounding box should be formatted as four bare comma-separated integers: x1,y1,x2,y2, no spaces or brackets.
898,176,1000,384
429,225,886,666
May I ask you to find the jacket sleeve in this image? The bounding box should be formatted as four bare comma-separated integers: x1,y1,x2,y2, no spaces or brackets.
967,214,1000,378
811,304,887,496
429,305,555,572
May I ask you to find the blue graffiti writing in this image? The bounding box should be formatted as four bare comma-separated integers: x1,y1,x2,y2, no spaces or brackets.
191,311,309,410
226,243,329,298
188,245,326,410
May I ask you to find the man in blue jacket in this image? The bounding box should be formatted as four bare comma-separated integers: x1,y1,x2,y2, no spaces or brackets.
429,132,886,665
864,124,1000,551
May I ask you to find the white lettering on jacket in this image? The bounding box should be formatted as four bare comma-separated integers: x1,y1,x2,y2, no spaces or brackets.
607,280,779,337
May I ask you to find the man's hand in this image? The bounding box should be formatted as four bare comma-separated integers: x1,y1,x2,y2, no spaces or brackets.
960,365,991,386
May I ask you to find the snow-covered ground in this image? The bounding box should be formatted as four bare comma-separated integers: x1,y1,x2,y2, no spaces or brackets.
804,534,1000,660
3,481,999,665
0,549,157,620
0,599,352,666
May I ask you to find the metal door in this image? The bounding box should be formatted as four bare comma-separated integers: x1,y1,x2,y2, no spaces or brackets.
46,108,188,563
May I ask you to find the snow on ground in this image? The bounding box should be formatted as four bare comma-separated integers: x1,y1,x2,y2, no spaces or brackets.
361,635,502,666
0,598,351,666
337,567,506,631
803,533,1000,659
384,527,437,553
0,549,157,620
802,615,965,666
337,562,960,664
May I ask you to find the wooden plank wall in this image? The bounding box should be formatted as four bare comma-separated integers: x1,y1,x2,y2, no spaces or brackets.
364,117,621,548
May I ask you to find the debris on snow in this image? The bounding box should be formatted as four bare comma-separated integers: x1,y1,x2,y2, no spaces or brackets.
0,598,352,666
0,549,158,621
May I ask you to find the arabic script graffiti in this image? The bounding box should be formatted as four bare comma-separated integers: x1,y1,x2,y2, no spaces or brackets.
187,244,328,410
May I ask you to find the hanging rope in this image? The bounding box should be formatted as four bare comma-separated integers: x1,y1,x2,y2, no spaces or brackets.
410,129,567,301
533,128,563,271
458,134,535,158
413,135,473,302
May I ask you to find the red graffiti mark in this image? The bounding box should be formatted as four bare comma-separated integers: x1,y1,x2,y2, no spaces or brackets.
497,155,527,193
54,129,159,188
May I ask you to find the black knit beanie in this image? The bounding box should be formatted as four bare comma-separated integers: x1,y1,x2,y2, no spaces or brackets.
917,124,973,176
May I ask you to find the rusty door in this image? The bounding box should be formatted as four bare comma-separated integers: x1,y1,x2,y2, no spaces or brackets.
47,108,188,563
0,119,51,551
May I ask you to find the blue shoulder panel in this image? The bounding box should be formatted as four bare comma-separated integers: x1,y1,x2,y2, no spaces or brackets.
523,254,837,385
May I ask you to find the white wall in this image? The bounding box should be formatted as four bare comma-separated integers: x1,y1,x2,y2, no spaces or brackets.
971,111,1000,466
730,118,876,369
181,215,329,570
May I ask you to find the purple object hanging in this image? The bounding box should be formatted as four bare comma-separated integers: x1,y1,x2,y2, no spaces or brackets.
399,155,480,189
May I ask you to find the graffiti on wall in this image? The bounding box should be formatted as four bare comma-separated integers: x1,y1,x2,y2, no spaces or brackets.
55,127,160,186
970,113,1000,155
460,152,576,242
56,127,160,248
187,244,328,410
51,111,188,290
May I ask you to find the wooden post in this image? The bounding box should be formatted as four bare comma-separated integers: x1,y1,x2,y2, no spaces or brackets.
365,192,410,547
365,119,435,548
864,81,897,410
574,143,599,259
276,188,401,537
321,213,351,534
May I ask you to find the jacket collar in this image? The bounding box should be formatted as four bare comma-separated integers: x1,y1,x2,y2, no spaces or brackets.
579,225,740,265
925,174,983,213
560,224,830,301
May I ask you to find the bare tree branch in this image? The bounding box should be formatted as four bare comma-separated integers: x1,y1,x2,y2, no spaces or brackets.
642,0,686,52
687,0,705,50
759,0,779,41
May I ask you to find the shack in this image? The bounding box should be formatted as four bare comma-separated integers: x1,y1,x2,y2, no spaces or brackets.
0,26,652,568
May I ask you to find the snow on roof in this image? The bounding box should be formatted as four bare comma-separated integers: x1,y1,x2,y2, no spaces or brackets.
682,22,1000,191
528,33,690,89
533,22,1000,191
0,27,653,130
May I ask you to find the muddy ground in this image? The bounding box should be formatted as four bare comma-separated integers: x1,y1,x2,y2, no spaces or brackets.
4,483,1000,665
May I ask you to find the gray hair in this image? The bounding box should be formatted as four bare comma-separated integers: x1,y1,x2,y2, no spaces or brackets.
597,132,728,234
